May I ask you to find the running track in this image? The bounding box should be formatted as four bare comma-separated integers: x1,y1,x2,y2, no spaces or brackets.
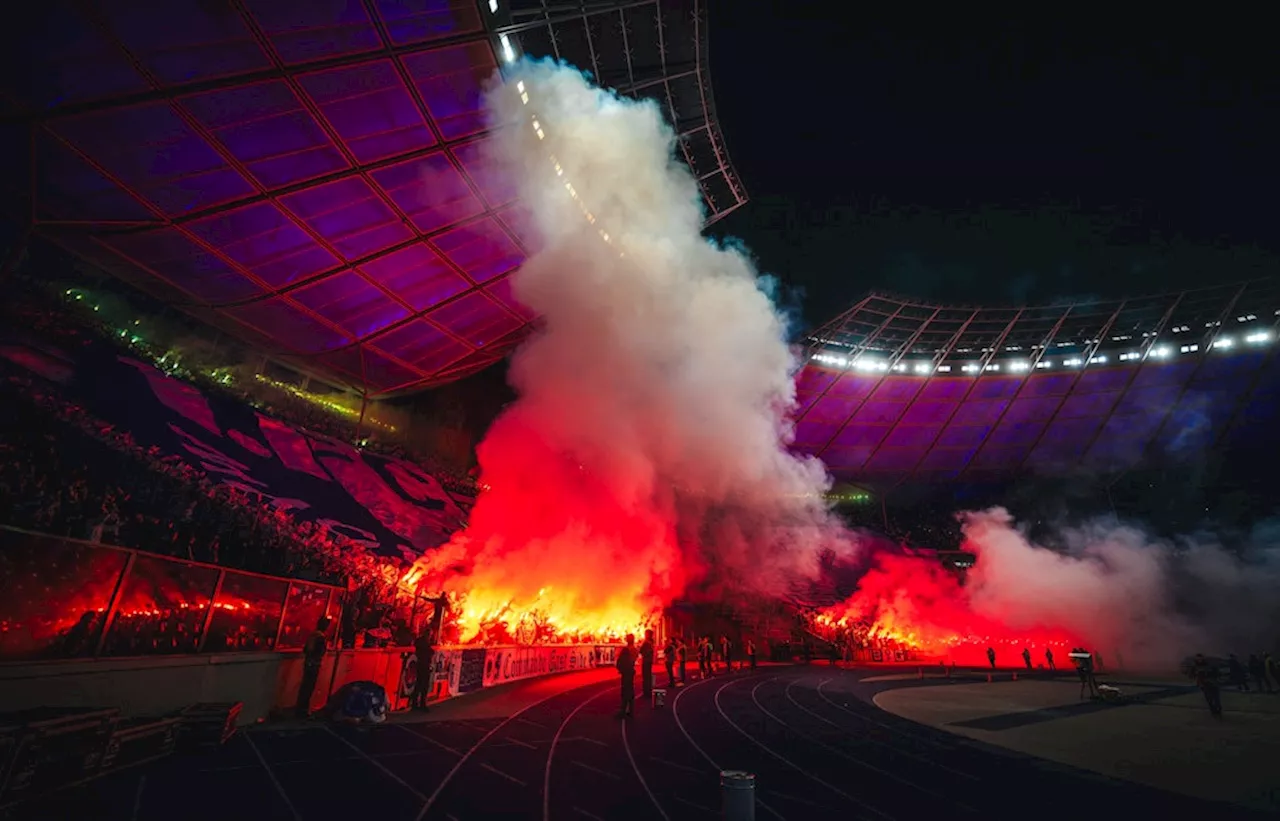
6,666,1257,820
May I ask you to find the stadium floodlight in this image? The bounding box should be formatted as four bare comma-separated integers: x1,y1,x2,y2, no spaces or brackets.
1213,337,1234,349
1246,331,1272,344
1064,358,1083,367
500,33,516,62
489,0,499,11
1089,355,1107,364
1008,361,1030,372
913,363,932,374
1180,344,1199,353
1035,360,1051,368
961,364,980,373
1150,346,1172,358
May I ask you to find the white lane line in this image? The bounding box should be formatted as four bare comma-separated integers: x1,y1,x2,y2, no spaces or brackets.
516,717,549,729
622,714,671,821
573,807,605,820
415,678,611,821
648,757,704,775
671,677,786,821
324,726,428,801
130,775,146,821
713,677,894,821
571,760,621,781
672,795,717,816
751,679,968,809
785,678,978,781
481,762,528,787
243,733,303,821
504,736,538,750
395,724,463,756
542,688,610,821
564,735,608,747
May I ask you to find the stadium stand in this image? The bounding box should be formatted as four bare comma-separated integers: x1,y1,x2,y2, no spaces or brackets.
796,280,1280,488
3,0,741,398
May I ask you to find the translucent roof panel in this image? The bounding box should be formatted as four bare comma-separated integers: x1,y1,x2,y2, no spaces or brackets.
10,0,743,395
797,282,1280,491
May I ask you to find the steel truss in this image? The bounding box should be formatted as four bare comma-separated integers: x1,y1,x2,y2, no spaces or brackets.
6,0,746,397
799,280,1280,488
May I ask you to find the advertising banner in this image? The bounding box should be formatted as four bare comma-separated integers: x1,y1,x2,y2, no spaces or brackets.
477,644,622,688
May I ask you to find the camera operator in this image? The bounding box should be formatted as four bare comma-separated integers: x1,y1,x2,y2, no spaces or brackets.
1070,648,1099,700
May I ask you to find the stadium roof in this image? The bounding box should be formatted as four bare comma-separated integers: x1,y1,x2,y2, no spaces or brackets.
3,0,744,396
796,280,1280,489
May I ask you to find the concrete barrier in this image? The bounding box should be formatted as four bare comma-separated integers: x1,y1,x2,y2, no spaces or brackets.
1,642,622,725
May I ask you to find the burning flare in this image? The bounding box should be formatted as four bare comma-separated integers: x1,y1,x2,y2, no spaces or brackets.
406,60,846,643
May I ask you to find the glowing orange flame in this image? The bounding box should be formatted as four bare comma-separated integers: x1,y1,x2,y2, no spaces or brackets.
811,552,1081,665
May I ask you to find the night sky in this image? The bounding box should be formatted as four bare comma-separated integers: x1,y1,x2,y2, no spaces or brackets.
705,11,1280,330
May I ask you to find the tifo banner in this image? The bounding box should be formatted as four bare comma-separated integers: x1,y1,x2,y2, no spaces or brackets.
417,644,622,690
457,648,487,693
3,341,466,558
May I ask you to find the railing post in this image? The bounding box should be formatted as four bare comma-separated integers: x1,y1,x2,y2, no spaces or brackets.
272,583,294,650
93,551,136,657
197,570,226,653
721,770,755,820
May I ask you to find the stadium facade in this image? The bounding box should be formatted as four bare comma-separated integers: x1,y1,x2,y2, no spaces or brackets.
3,0,742,396
796,280,1280,489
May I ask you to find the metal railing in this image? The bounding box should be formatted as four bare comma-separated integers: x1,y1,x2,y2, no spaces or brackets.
0,527,345,663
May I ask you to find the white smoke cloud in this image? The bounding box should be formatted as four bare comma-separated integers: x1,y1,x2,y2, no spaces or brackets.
961,508,1280,668
435,59,852,612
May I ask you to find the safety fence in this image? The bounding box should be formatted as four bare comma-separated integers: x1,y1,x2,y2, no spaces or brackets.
0,528,619,721
0,527,346,662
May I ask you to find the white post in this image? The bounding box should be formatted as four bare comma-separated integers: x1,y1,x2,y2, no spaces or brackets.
721,770,755,820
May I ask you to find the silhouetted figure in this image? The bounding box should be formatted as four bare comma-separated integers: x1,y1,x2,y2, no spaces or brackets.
802,642,812,665
1265,653,1278,692
640,629,656,698
411,627,435,711
617,634,637,718
677,639,688,685
1072,648,1098,699
719,635,732,673
1248,654,1270,693
1045,648,1055,670
699,636,712,677
296,617,331,719
829,643,839,666
1228,654,1249,691
1022,648,1032,670
746,638,757,671
1192,654,1223,717
986,647,996,669
664,637,677,688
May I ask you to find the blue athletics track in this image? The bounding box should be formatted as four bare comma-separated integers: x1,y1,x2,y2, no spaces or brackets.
4,664,1256,820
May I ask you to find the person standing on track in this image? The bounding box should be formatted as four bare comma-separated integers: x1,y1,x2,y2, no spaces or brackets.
617,634,637,718
719,635,732,673
986,646,996,669
664,636,677,688
296,616,331,719
639,629,656,700
1045,648,1056,670
677,638,688,685
411,626,436,711
1021,648,1032,670
699,636,712,678
746,637,757,671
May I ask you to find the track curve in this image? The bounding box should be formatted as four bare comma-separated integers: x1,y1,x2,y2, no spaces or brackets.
13,666,1269,821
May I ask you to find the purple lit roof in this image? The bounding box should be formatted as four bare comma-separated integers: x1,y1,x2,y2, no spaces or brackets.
796,282,1280,488
8,0,743,395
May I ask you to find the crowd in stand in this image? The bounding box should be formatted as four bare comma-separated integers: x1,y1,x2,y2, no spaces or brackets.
6,288,480,496
0,369,376,586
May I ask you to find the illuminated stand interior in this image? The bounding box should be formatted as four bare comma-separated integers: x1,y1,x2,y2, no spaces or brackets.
795,281,1280,489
